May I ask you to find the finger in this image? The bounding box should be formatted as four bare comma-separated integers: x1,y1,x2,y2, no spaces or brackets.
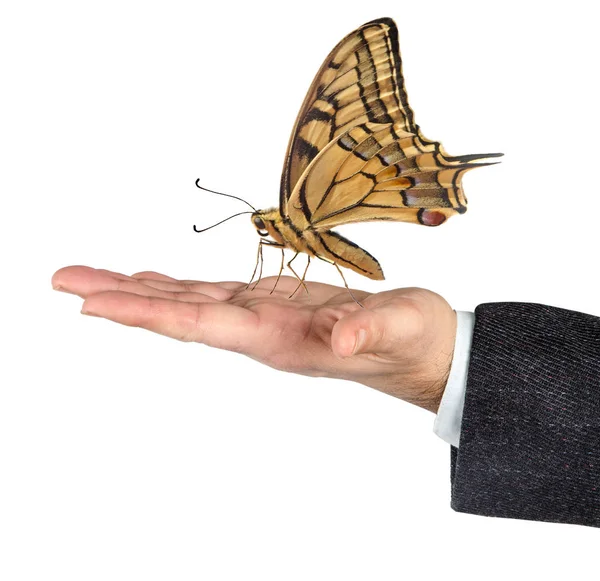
131,271,179,282
81,291,259,350
100,279,223,303
52,266,159,299
96,268,138,281
132,271,245,296
216,281,249,290
52,266,220,303
179,279,247,292
52,266,126,296
331,300,424,358
133,278,236,301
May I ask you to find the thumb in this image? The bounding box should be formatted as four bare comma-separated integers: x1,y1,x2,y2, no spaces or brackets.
331,300,423,358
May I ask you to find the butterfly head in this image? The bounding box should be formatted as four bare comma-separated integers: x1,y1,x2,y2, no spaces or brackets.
251,209,284,244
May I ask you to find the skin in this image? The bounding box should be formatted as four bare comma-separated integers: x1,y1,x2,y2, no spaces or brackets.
51,266,457,413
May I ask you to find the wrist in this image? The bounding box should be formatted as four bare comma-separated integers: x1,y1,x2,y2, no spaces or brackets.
419,306,456,413
378,299,456,413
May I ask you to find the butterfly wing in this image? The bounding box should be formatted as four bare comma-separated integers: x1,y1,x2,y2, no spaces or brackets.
285,121,500,232
278,17,501,280
282,17,501,232
305,229,385,280
279,17,417,213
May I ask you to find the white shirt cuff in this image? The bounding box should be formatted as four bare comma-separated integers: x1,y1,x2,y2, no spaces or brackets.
433,311,475,448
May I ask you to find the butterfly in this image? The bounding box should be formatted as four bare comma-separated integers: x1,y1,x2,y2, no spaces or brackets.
196,17,501,298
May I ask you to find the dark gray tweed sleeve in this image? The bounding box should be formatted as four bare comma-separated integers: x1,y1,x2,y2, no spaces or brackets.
450,302,600,528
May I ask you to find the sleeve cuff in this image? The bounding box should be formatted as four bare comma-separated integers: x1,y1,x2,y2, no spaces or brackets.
433,311,475,448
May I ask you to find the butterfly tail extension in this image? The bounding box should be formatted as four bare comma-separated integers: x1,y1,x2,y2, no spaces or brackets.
442,152,504,166
431,151,504,216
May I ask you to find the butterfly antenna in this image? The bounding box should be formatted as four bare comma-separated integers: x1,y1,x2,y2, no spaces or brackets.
193,211,253,233
195,179,257,212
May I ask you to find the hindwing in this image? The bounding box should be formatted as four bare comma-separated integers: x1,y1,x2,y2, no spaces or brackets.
286,122,499,231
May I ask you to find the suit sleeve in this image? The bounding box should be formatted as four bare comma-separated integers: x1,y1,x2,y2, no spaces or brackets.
450,302,600,528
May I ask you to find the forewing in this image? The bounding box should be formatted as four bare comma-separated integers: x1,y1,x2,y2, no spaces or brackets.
279,17,416,212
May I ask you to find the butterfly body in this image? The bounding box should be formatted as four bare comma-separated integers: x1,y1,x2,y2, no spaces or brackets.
251,206,385,280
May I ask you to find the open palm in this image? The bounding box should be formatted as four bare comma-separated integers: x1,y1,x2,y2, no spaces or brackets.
52,266,457,412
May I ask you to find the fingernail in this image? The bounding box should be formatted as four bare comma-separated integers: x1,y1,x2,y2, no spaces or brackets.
353,329,366,355
81,308,98,317
53,284,64,291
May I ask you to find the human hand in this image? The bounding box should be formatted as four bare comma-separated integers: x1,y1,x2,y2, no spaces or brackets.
51,266,456,412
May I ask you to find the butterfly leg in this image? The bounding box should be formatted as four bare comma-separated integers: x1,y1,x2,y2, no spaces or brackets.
269,248,286,295
246,239,263,290
288,254,311,299
250,241,266,290
247,240,286,291
315,256,364,308
333,262,364,308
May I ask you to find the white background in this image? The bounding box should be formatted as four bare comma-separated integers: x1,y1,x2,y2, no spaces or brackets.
1,0,598,579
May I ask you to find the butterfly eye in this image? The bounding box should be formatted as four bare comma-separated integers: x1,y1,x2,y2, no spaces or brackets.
253,217,266,230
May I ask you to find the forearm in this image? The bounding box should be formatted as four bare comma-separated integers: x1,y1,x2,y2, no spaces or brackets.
450,302,600,528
